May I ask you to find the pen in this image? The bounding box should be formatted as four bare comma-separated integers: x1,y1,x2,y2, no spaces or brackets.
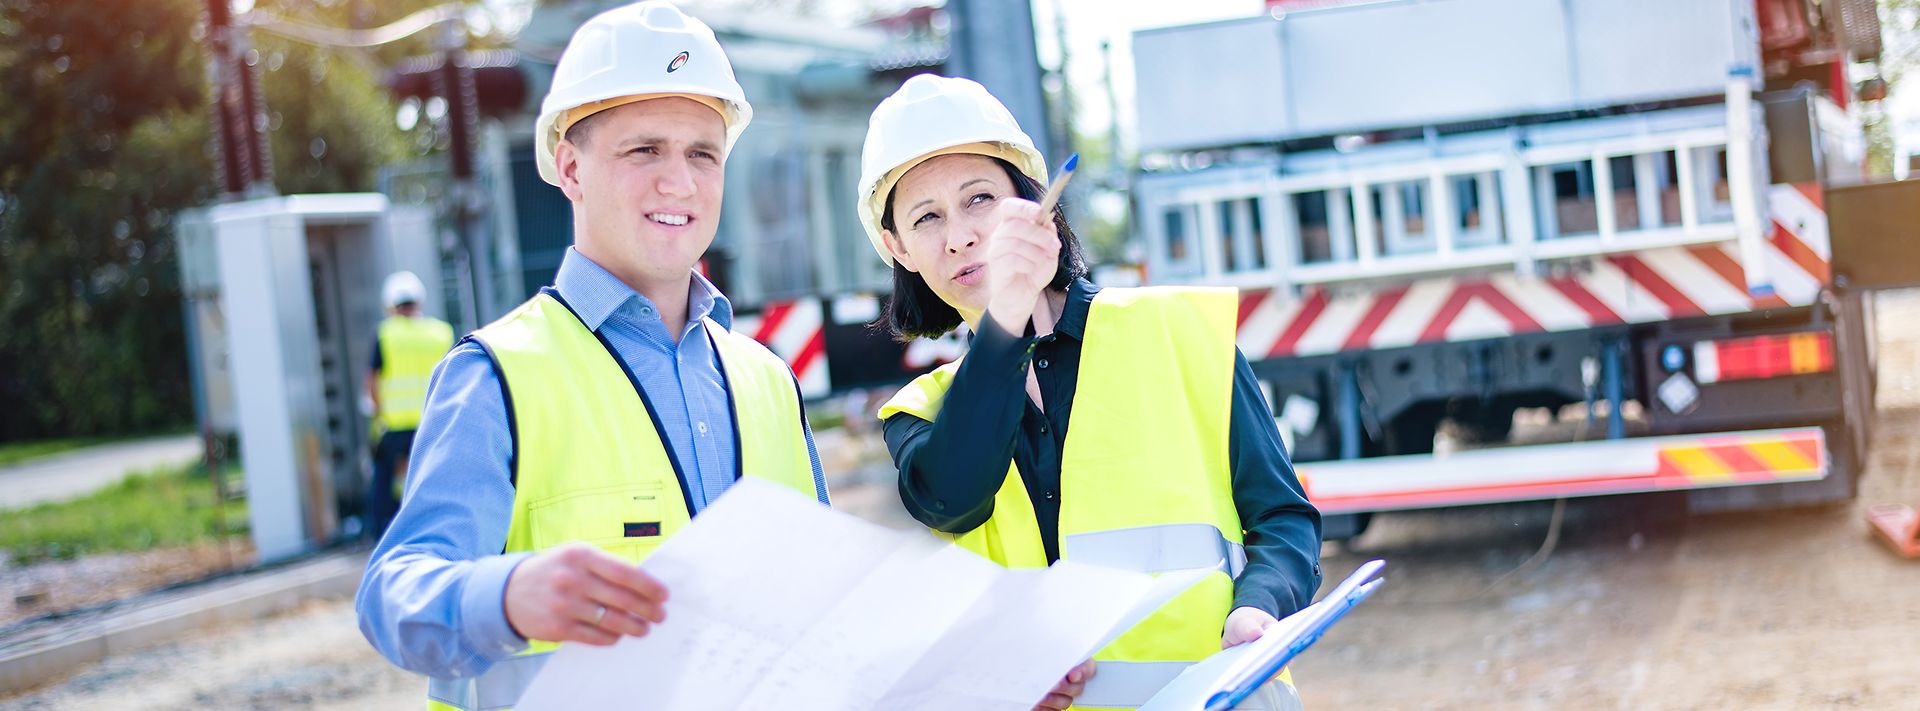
1036,153,1078,215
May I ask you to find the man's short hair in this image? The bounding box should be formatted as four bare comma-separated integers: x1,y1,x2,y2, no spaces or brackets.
564,109,608,150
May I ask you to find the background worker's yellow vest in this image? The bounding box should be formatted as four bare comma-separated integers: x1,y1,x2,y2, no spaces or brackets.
426,290,816,711
882,286,1293,709
376,315,455,432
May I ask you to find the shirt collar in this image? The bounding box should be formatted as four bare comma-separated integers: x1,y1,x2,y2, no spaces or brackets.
1052,278,1100,341
690,269,733,331
553,247,734,333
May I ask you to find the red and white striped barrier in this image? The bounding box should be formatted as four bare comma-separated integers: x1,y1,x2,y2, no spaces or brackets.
734,299,829,398
1236,183,1833,358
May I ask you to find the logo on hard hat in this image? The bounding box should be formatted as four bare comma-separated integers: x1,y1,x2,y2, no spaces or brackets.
667,51,689,73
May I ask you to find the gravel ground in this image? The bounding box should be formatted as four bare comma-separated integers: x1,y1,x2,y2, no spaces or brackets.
1,541,254,630
5,291,1919,710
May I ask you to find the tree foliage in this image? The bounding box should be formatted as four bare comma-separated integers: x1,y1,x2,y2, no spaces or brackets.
0,0,210,439
0,0,434,441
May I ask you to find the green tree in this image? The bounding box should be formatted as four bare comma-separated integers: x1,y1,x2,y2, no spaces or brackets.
249,0,483,193
0,0,211,439
0,0,454,441
1868,0,1920,177
253,32,410,194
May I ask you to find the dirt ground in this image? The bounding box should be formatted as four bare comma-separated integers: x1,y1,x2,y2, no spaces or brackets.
1292,289,1920,710
4,290,1919,710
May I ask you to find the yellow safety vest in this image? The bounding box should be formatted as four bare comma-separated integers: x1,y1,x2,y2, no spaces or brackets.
881,286,1298,710
377,315,455,432
426,289,817,711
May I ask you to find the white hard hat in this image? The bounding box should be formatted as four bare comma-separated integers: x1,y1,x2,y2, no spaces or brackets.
534,1,753,186
383,271,427,309
857,74,1047,267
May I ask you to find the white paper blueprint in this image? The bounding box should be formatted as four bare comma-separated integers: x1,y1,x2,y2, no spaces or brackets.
516,478,1207,711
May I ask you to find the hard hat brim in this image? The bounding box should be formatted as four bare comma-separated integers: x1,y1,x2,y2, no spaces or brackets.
535,92,751,186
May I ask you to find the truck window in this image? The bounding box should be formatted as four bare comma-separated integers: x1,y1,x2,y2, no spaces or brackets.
1295,190,1334,264
1609,155,1642,232
1452,172,1503,248
1217,197,1268,274
1373,180,1433,257
1218,199,1238,272
1535,160,1598,240
1159,204,1203,281
1657,150,1684,228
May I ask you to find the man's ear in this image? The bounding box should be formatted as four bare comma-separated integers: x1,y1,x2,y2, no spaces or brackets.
555,140,586,202
881,229,919,273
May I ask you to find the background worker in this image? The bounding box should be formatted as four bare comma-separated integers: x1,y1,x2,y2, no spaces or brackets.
356,4,827,709
363,270,453,541
860,75,1323,710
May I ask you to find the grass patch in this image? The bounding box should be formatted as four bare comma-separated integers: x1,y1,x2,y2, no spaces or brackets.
0,462,247,565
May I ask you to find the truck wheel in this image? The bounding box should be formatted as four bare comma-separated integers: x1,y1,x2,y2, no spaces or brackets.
1321,512,1373,543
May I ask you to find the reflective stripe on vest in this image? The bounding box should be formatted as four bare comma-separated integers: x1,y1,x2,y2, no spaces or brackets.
377,315,455,431
880,286,1252,686
1061,524,1247,578
431,290,816,710
1076,661,1300,710
426,652,551,711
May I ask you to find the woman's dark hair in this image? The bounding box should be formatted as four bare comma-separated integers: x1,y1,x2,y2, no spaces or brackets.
878,156,1087,341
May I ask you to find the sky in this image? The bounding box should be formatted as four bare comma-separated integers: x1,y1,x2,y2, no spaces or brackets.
256,0,1920,170
1032,0,1263,148
472,0,1265,151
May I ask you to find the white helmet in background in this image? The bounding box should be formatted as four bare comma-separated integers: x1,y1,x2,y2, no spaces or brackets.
857,74,1047,266
383,271,427,310
534,1,753,186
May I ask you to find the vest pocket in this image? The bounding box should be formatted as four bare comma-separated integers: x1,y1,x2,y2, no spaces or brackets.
526,482,667,563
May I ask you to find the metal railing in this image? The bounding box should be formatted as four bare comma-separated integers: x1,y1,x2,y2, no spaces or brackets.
1140,125,1753,292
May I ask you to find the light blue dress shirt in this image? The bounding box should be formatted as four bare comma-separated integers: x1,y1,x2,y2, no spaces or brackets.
356,247,827,678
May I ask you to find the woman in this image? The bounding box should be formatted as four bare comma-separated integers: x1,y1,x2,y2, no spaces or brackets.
857,75,1323,710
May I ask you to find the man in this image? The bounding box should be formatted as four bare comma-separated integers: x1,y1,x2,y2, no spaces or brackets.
355,4,828,709
362,270,454,541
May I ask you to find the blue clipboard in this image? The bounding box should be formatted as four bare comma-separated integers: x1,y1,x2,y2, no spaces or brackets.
1138,559,1385,711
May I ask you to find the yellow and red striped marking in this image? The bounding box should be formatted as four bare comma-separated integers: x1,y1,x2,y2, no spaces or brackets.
1298,427,1829,514
1654,432,1824,486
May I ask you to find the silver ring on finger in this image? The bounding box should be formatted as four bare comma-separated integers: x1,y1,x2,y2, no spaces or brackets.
592,604,608,627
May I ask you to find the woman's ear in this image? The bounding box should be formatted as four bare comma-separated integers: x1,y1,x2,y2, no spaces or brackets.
882,229,919,274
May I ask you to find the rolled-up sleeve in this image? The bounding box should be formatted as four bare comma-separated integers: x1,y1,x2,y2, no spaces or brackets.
355,341,531,678
885,318,1033,534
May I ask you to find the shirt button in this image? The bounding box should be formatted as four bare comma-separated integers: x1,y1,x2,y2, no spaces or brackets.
697,421,709,434
1036,358,1050,370
1043,490,1057,500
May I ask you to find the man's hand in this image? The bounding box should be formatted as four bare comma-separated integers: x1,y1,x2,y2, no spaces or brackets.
503,542,668,645
1032,659,1096,711
1222,606,1279,649
984,197,1062,336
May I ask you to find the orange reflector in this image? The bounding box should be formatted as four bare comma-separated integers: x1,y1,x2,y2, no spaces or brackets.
1694,331,1834,384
